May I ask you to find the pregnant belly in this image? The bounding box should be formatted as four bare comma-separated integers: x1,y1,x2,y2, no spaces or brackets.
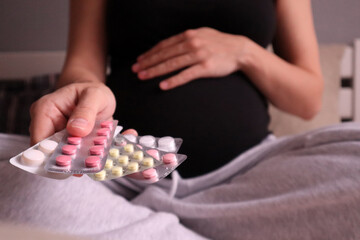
107,69,269,177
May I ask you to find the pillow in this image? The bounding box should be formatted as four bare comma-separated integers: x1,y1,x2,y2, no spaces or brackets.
268,45,346,136
0,74,58,135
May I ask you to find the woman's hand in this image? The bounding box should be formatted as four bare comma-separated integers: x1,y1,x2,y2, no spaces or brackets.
29,82,116,145
132,27,250,90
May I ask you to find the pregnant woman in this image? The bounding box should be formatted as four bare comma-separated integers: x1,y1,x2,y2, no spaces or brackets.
2,1,360,239
30,0,323,177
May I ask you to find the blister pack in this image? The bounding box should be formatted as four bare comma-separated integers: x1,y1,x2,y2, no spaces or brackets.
45,120,118,174
120,134,183,153
9,130,71,179
9,125,124,180
88,134,187,181
109,153,187,183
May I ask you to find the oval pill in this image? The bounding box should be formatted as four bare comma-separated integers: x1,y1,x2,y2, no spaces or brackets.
85,156,101,168
118,155,129,166
62,145,77,155
100,120,113,130
104,159,113,170
115,138,127,146
127,162,139,172
146,149,160,160
21,149,45,167
124,144,134,153
55,155,72,166
162,153,177,165
38,139,58,154
67,137,82,145
142,157,154,167
93,136,107,145
89,145,104,156
109,148,119,158
97,128,110,137
111,166,123,177
139,135,156,147
158,136,176,151
142,168,158,179
123,134,137,143
94,170,106,181
132,151,144,161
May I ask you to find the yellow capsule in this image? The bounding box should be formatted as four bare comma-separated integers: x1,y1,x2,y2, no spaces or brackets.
109,148,119,158
142,157,154,167
124,144,134,153
132,151,144,161
104,159,113,170
111,166,123,177
127,162,139,172
118,155,129,166
94,170,106,181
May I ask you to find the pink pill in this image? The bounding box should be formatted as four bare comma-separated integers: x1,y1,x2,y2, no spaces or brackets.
93,136,107,145
56,155,72,166
115,139,127,146
62,145,77,155
97,128,110,137
162,153,177,165
89,145,104,155
85,156,101,168
67,137,81,145
146,149,160,160
100,120,113,130
136,144,143,149
142,168,158,179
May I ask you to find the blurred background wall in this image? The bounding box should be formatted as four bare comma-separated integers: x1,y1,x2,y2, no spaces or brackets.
0,0,359,51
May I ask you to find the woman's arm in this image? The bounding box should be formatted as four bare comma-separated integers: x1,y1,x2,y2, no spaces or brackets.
58,0,108,87
240,0,323,119
29,0,114,144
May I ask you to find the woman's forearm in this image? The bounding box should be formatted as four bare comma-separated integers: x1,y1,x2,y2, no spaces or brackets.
57,0,108,88
239,38,323,120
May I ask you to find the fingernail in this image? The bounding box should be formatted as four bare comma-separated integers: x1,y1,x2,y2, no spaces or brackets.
132,63,140,72
138,71,147,79
69,118,88,130
160,81,168,90
137,55,144,61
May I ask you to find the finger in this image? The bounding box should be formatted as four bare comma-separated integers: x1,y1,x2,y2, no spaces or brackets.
159,64,208,90
29,99,67,145
67,87,109,137
138,53,200,80
133,41,192,73
122,129,138,136
137,29,196,61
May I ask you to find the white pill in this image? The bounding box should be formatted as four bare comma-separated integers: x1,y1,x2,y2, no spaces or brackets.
124,134,137,143
38,139,58,154
139,135,156,147
158,136,176,151
21,149,45,167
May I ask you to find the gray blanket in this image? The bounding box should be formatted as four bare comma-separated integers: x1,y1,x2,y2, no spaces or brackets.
1,123,360,240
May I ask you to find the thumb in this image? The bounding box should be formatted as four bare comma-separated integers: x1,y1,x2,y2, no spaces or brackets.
66,87,102,137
